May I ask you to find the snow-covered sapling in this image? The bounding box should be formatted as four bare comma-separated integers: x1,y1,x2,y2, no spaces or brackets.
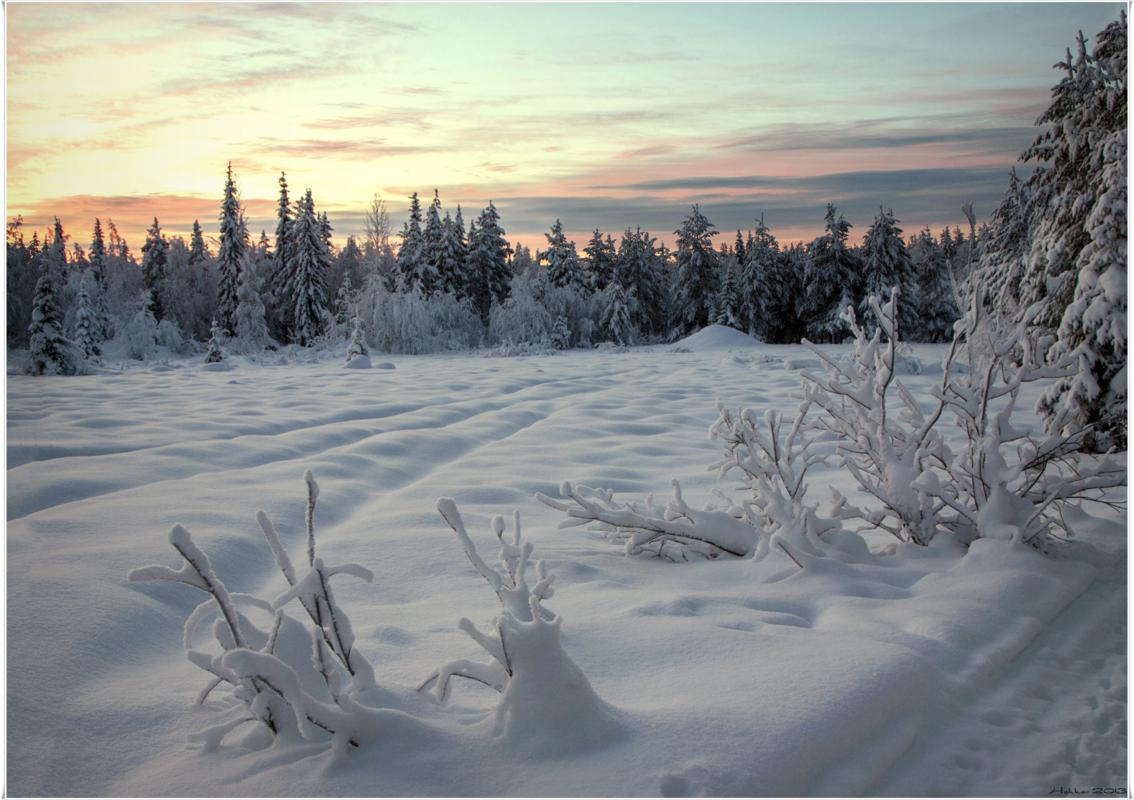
204,319,225,364
129,472,378,753
345,316,370,367
419,500,620,749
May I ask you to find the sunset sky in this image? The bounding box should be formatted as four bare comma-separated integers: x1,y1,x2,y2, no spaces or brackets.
7,2,1125,253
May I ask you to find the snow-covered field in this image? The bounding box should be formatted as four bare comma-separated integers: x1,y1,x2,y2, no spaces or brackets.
7,338,1126,796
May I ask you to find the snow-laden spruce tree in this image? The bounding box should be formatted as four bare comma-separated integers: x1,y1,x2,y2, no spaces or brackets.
584,228,617,292
268,172,294,339
397,192,435,295
438,208,467,297
89,218,114,339
909,228,960,343
466,202,512,321
614,227,665,339
27,260,77,376
803,205,860,343
859,208,918,337
974,168,1032,316
1034,17,1127,451
712,262,742,329
599,280,636,345
423,190,447,293
140,217,168,321
287,190,330,347
216,163,247,337
672,205,719,335
189,219,210,267
540,219,584,290
738,215,778,339
72,271,102,362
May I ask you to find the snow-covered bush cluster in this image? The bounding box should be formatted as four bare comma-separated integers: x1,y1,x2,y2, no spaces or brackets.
542,289,1126,561
129,473,617,758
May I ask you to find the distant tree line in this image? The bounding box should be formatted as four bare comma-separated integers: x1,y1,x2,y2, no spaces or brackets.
8,16,1125,449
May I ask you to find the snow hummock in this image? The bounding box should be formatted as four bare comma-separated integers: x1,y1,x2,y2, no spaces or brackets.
671,324,760,351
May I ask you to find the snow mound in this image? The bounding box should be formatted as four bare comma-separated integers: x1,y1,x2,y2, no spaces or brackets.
344,354,372,369
200,361,234,372
671,325,760,352
374,361,396,370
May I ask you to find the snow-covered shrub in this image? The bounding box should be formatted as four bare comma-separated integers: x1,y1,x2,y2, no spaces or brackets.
363,283,481,354
919,289,1125,546
109,290,190,362
130,475,616,760
800,290,953,545
542,285,1126,559
129,472,378,754
419,500,620,748
487,275,553,346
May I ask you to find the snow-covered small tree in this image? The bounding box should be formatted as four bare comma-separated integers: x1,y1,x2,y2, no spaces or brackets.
27,262,77,376
804,205,860,343
233,250,272,353
189,219,210,267
204,319,224,363
346,315,369,363
551,314,571,350
419,500,621,749
599,281,635,345
72,270,102,362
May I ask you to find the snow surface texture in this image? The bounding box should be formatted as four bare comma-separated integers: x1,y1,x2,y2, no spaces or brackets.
7,342,1126,796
